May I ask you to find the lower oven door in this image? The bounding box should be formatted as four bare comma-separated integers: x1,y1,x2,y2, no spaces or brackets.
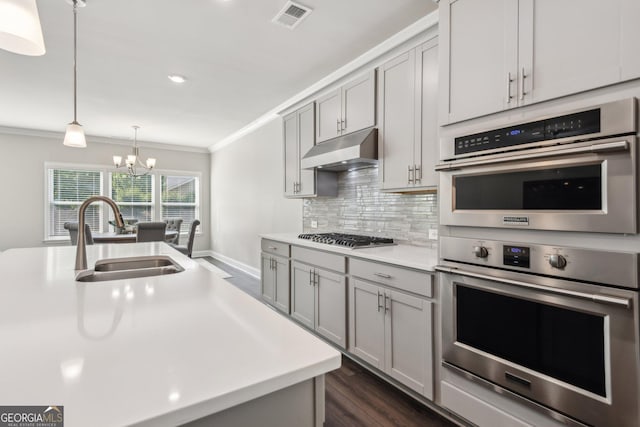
439,267,640,427
438,135,637,233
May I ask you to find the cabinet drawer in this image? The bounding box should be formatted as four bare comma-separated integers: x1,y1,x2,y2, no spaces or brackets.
350,258,432,297
261,239,290,257
292,246,346,273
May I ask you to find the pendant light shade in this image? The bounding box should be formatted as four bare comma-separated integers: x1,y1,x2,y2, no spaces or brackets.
0,0,46,56
63,0,86,148
63,122,86,147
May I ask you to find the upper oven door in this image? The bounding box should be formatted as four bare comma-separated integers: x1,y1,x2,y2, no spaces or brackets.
438,136,637,233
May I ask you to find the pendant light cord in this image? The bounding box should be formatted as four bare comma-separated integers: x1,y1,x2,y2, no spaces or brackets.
73,0,78,123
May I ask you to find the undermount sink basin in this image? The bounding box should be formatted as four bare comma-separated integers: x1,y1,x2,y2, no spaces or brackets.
75,256,184,282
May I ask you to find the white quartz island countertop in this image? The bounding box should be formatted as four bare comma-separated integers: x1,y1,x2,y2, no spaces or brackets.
261,233,439,271
0,243,341,427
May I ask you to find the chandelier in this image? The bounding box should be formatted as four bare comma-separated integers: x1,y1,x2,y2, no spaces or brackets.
113,126,156,177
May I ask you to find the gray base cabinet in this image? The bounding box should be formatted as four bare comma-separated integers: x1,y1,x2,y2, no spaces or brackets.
291,256,347,349
349,278,433,399
261,240,291,314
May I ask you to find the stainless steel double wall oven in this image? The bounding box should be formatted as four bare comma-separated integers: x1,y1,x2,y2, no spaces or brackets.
436,98,640,427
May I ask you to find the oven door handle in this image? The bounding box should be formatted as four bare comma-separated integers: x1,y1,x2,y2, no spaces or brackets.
435,266,632,309
435,140,629,171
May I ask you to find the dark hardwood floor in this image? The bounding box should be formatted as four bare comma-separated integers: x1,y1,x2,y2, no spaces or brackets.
200,256,457,427
326,356,456,427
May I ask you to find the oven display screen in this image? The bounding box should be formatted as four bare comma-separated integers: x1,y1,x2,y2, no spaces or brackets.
503,245,530,268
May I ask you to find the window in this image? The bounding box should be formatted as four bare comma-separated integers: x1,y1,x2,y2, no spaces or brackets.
111,173,154,222
161,175,200,233
47,168,103,238
45,163,201,241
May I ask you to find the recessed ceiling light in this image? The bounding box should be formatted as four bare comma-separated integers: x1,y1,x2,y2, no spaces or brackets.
168,74,186,83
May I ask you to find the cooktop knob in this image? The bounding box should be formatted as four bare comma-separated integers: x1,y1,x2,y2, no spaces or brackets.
549,254,567,269
473,246,489,258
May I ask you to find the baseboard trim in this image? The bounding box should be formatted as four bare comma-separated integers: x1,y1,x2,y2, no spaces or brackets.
196,250,261,279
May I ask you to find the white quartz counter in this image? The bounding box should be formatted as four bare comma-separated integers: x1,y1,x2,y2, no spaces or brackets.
260,233,438,272
0,243,340,427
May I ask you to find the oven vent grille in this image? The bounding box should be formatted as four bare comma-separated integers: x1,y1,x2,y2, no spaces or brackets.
272,1,313,29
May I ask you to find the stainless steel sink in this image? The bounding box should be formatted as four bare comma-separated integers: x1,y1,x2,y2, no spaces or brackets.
94,256,179,272
75,256,184,282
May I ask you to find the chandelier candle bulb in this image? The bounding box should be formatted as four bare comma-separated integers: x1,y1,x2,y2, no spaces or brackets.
113,156,122,167
146,158,156,169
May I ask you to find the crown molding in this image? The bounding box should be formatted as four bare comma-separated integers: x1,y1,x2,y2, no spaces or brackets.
208,9,439,153
0,125,210,154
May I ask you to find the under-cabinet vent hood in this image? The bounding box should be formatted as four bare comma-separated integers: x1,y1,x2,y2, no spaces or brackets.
301,127,378,172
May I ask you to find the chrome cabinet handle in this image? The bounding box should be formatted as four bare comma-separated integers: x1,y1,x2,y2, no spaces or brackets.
309,269,313,286
315,271,319,286
414,164,421,183
520,68,527,101
384,294,390,314
336,119,341,133
374,272,392,279
341,119,346,131
268,246,278,250
408,165,414,184
434,265,632,309
377,291,382,312
507,72,514,104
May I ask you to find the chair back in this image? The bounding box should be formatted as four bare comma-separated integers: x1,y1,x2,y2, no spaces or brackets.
136,222,167,242
163,218,183,244
64,222,94,246
185,219,200,258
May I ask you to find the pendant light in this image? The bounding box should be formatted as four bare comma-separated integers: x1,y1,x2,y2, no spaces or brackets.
63,0,86,147
113,126,156,177
0,0,46,56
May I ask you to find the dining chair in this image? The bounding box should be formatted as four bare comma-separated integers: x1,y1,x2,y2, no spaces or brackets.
136,222,167,242
169,219,200,258
163,218,183,244
64,222,94,246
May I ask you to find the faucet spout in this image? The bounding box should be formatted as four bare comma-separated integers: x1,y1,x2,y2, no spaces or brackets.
76,196,124,270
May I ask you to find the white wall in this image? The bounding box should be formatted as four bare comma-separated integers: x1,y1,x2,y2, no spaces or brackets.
210,118,302,275
0,131,211,252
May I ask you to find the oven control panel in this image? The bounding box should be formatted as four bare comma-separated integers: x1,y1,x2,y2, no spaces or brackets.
439,236,638,289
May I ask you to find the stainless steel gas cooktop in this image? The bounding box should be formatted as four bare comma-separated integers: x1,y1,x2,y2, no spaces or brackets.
298,233,395,249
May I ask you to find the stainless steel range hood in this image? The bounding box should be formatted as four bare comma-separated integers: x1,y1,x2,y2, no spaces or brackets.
301,127,377,171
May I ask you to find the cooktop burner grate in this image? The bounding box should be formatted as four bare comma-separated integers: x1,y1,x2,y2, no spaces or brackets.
298,233,395,248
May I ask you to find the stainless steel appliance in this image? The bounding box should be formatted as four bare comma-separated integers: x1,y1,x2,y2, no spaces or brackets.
298,232,394,248
436,98,638,233
436,236,640,427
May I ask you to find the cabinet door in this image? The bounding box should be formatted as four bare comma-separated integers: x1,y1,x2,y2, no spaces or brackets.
316,90,341,143
274,256,290,314
315,267,347,349
379,51,416,190
342,69,376,136
349,279,385,369
520,0,623,105
291,261,315,329
415,39,439,189
297,103,316,197
384,290,433,399
283,112,299,197
261,254,275,305
440,0,518,124
621,0,640,80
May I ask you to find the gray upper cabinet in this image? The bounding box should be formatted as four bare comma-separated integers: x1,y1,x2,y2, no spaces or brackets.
316,70,376,143
283,103,337,198
379,38,438,191
439,0,640,125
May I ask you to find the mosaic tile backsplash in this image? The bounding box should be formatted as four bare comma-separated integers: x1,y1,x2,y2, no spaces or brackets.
302,166,438,247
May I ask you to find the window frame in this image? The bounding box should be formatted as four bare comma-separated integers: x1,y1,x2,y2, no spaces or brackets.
43,162,203,242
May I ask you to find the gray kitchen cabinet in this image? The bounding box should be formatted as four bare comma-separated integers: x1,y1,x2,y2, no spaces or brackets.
349,265,434,399
283,103,337,198
315,70,376,143
290,248,347,349
261,240,290,314
379,38,438,191
439,0,640,124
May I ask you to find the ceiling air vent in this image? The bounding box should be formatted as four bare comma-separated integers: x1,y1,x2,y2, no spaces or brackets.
272,1,313,29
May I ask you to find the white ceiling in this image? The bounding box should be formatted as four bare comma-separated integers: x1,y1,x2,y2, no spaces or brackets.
0,0,436,148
